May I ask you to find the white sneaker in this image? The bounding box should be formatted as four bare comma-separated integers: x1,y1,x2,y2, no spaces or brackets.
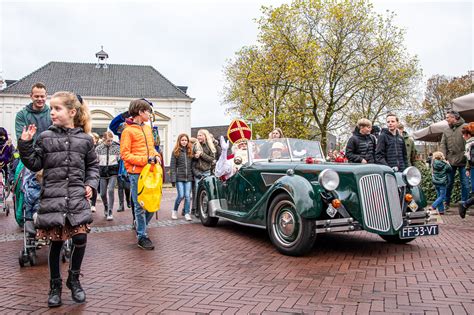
185,213,192,221
171,211,178,220
106,214,113,221
91,206,96,213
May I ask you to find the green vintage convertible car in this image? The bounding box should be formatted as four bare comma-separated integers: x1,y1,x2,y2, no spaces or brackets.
197,138,438,256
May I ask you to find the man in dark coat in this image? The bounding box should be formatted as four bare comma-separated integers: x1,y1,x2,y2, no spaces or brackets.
375,113,408,171
345,118,376,163
441,110,469,207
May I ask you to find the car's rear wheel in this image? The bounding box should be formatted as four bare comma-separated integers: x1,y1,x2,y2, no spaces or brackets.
198,187,219,227
379,234,416,244
267,194,316,256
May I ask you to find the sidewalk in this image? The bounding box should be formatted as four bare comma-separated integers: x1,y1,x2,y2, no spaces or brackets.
0,189,473,314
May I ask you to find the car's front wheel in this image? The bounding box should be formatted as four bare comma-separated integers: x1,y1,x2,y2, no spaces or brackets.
198,187,219,227
267,194,316,256
379,234,416,244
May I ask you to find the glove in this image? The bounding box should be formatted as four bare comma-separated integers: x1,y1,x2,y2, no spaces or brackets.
171,182,176,188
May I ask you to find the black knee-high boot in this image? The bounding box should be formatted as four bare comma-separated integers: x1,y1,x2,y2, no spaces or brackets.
66,234,87,303
48,241,64,307
48,278,62,307
66,270,85,303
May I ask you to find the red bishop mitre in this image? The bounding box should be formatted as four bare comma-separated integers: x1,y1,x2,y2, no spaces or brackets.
227,119,252,144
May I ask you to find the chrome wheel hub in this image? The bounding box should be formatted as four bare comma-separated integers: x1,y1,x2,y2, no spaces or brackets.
278,211,295,237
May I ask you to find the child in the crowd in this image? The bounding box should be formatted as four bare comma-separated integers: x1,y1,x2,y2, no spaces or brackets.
95,131,120,221
120,99,162,250
431,151,451,215
0,127,13,181
89,132,100,212
0,127,13,209
170,133,193,221
22,169,41,219
18,92,99,308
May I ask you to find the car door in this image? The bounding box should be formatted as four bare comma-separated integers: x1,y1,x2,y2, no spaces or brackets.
222,167,256,214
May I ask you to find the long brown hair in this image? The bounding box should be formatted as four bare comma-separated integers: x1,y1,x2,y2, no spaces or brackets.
51,91,91,133
173,133,192,157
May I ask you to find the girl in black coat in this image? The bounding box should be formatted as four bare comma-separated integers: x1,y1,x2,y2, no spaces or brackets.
170,133,194,221
18,92,99,308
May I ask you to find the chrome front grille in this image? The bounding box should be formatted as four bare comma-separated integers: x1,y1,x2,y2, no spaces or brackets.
359,174,390,232
385,174,403,230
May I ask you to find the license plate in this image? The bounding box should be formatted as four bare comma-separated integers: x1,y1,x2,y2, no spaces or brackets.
399,224,439,239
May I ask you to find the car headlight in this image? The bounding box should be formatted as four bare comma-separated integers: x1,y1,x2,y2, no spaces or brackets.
318,169,340,191
403,166,422,186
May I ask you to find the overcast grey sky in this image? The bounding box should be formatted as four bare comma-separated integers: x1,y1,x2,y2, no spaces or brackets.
1,0,472,127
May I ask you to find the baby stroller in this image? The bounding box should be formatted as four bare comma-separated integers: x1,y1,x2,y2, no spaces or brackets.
15,163,72,267
0,169,10,216
18,167,40,267
18,221,72,267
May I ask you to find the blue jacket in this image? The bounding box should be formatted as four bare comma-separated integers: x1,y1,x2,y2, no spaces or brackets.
109,111,161,153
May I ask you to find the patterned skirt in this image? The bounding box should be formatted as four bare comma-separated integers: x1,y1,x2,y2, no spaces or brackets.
36,221,91,242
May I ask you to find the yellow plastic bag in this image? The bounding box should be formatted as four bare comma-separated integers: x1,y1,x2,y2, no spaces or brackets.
137,163,163,212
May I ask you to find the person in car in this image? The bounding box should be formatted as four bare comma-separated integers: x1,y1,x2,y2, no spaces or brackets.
270,141,289,159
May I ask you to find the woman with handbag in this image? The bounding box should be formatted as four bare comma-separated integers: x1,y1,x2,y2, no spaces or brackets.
95,131,120,220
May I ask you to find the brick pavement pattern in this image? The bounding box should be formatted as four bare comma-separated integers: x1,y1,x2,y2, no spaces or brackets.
0,188,473,314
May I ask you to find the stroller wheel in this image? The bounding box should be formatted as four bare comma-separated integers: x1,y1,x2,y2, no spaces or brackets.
28,252,36,266
61,240,71,263
19,250,28,268
61,251,70,263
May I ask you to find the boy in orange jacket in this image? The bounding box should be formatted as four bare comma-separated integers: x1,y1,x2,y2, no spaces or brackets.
120,99,161,250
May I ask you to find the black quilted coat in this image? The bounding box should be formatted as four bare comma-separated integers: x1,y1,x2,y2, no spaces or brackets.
375,128,408,171
18,126,99,229
170,147,193,183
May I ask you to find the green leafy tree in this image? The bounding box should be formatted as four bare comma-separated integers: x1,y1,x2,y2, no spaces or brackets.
223,0,421,152
407,74,472,129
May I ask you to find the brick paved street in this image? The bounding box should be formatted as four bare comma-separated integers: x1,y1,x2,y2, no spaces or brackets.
0,188,473,314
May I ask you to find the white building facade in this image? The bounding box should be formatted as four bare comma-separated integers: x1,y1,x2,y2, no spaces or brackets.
0,56,194,167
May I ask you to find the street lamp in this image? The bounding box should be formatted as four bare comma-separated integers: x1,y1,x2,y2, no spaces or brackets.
247,118,255,139
273,99,276,130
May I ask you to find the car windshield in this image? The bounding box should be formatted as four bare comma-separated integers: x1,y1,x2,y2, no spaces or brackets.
248,138,325,162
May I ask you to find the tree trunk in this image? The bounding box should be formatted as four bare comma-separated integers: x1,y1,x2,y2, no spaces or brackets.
320,129,328,156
